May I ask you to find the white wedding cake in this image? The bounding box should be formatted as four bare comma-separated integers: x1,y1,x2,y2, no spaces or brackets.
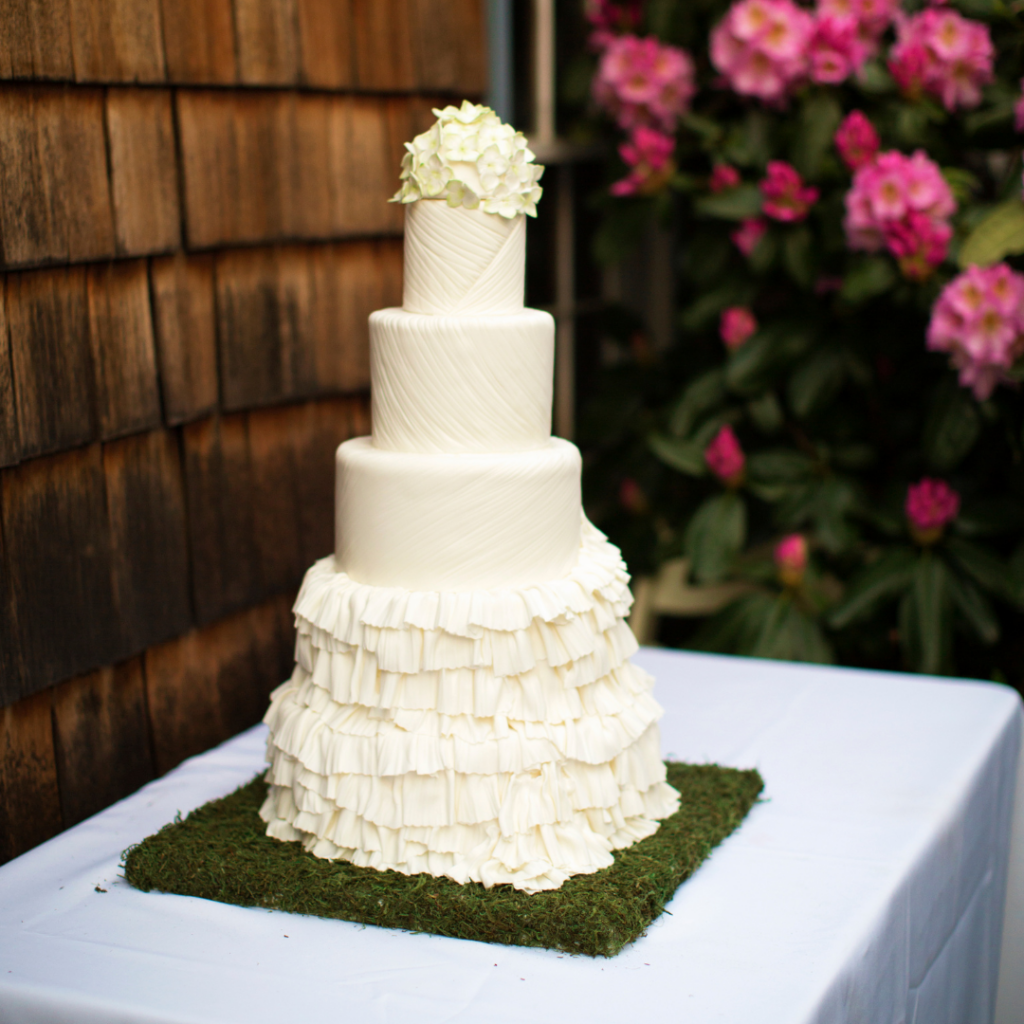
259,102,680,892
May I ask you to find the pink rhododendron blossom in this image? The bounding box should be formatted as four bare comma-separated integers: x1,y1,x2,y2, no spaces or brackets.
731,217,769,256
610,126,676,196
760,160,819,222
584,0,643,50
844,149,955,278
774,533,808,587
720,306,758,350
834,110,879,170
905,478,960,543
710,0,815,103
926,263,1024,400
889,8,994,111
593,35,697,132
809,13,862,84
710,164,741,192
817,0,898,58
705,425,746,484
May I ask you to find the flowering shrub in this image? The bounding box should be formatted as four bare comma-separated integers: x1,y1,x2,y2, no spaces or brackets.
578,0,1024,680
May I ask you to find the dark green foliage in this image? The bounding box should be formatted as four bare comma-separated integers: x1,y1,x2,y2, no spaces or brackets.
123,765,763,959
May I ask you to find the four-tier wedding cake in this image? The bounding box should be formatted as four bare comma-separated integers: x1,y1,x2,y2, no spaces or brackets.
259,102,679,893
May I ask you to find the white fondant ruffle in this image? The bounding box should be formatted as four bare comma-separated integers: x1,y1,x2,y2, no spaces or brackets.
261,518,680,893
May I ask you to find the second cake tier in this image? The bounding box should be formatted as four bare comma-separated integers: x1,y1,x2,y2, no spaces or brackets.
336,437,582,591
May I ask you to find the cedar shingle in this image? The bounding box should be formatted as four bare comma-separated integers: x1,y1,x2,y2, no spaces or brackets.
234,0,300,86
0,0,75,80
177,90,288,248
291,93,333,238
340,97,396,235
351,0,416,91
144,597,295,775
86,260,161,440
0,86,114,267
247,405,304,594
106,88,180,255
51,658,154,827
215,246,316,411
296,0,354,89
159,0,236,84
6,266,96,458
0,288,19,467
0,444,121,693
150,253,219,425
103,429,192,654
181,414,260,625
68,0,165,82
0,691,62,864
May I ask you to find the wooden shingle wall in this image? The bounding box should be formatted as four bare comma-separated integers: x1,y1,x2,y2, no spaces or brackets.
0,0,486,864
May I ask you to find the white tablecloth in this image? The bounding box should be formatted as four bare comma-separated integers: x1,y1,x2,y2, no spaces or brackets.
0,650,1021,1024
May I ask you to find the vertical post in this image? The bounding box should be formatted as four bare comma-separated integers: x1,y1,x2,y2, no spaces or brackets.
486,0,513,124
554,163,575,440
532,0,555,145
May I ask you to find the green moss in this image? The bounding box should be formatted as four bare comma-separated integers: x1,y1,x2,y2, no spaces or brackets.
123,763,762,958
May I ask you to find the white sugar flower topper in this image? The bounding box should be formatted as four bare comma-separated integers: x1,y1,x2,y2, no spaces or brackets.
391,100,545,218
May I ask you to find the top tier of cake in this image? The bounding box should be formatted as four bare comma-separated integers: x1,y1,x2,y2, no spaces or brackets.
402,200,526,316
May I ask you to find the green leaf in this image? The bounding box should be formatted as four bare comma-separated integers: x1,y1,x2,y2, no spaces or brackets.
685,491,747,584
831,443,875,470
787,346,847,419
812,476,859,554
941,167,980,205
668,368,726,438
649,433,706,477
791,92,842,180
680,112,723,144
856,59,894,95
746,448,816,484
782,226,815,289
958,199,1024,269
923,377,981,471
679,282,752,332
746,391,784,434
944,536,1013,602
946,568,1000,646
840,257,896,305
748,228,778,274
726,321,815,396
828,547,917,628
693,184,763,221
723,110,773,168
903,552,952,675
955,497,1024,538
751,598,834,663
689,591,777,653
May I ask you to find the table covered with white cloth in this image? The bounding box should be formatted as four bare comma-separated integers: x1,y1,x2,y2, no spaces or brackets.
1,649,1021,1024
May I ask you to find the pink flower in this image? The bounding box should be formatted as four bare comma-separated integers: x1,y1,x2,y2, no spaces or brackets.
834,110,879,170
844,149,956,278
927,263,1024,400
1015,77,1024,132
710,164,742,192
774,533,808,587
610,126,676,196
710,0,815,104
809,13,862,84
585,0,643,50
817,0,898,51
889,8,994,111
705,425,746,485
593,35,697,132
905,478,960,543
760,160,819,222
731,217,769,256
720,306,758,350
885,212,953,282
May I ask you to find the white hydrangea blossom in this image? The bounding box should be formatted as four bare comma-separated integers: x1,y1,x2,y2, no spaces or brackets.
391,100,544,218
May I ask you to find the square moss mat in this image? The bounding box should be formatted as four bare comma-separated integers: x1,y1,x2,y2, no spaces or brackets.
123,763,763,958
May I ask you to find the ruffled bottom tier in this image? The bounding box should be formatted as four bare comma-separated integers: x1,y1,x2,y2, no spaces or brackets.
260,519,680,893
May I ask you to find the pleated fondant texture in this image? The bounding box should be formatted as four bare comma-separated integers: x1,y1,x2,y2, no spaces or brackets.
261,519,680,892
